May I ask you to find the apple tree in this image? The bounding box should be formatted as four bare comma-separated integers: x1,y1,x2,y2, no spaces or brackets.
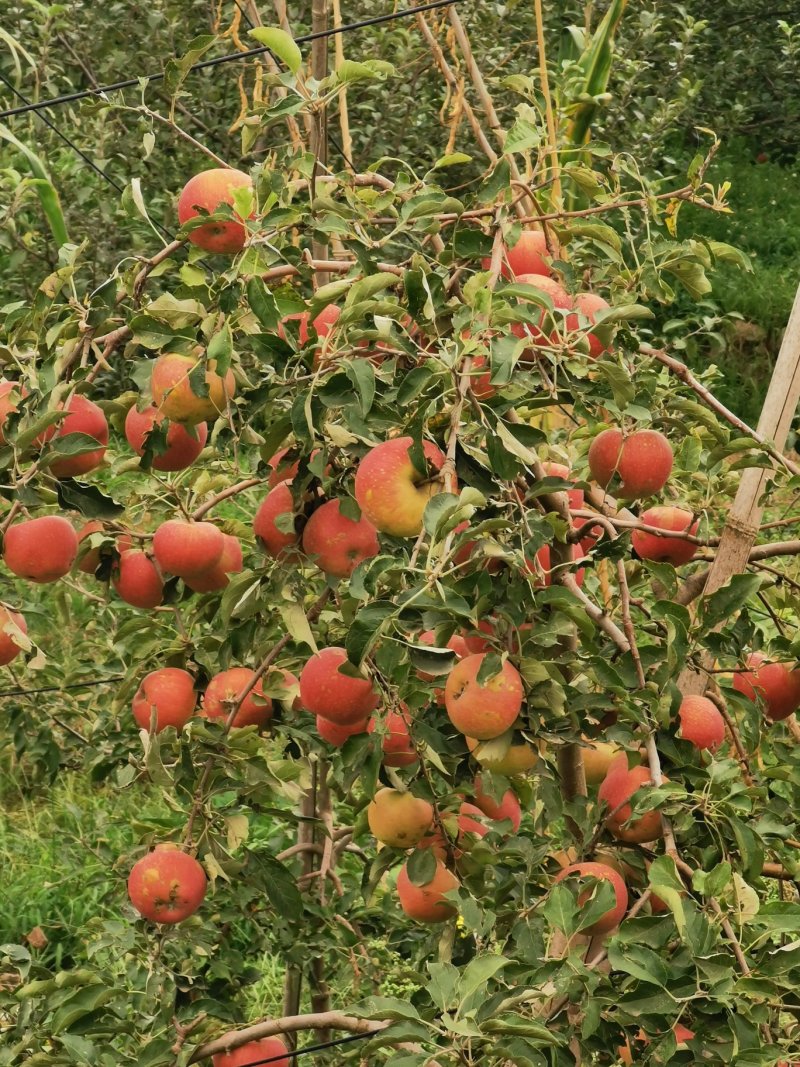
1,6,800,1067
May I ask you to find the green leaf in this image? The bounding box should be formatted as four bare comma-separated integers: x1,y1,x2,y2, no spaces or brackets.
346,602,395,665
607,943,669,987
247,851,303,919
249,27,303,73
207,322,233,375
543,884,578,936
0,125,69,247
247,277,281,330
700,574,764,631
55,480,125,519
344,359,375,416
51,984,117,1033
406,846,437,886
457,955,507,1014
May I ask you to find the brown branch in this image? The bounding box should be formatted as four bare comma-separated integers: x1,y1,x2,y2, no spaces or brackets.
643,345,800,478
189,1012,387,1063
191,478,261,520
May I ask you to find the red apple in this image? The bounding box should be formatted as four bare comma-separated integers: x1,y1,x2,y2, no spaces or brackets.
3,515,78,582
631,506,699,566
202,666,273,728
511,273,572,358
369,708,417,767
184,533,243,592
253,482,301,558
315,714,369,746
733,651,800,722
132,667,196,733
444,653,523,740
598,754,665,844
112,549,164,609
569,292,612,358
397,857,459,922
587,428,673,500
473,775,522,831
555,861,628,935
153,520,224,578
177,168,253,253
301,499,380,578
125,405,208,471
49,395,109,479
127,843,206,923
0,604,27,666
212,1038,290,1067
678,695,725,751
299,646,379,725
151,353,235,425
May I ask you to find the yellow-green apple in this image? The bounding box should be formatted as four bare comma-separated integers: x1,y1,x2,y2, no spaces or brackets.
125,404,208,471
212,1039,289,1067
177,167,253,253
733,651,800,722
599,754,665,844
132,667,196,733
467,731,538,774
444,653,523,739
581,740,622,786
153,520,224,578
301,499,379,578
112,549,163,609
631,506,699,565
587,428,673,499
397,856,459,922
127,843,206,923
184,533,243,593
3,515,78,582
554,861,628,935
202,666,273,728
369,708,417,767
678,695,725,751
151,353,235,425
367,787,434,848
473,774,522,831
49,395,109,478
253,482,301,558
0,604,26,665
354,436,448,537
299,646,379,724
316,714,369,746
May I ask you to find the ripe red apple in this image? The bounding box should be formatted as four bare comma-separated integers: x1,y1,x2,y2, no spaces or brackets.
299,646,378,725
631,506,699,565
599,754,665,844
541,460,584,513
112,549,164,609
473,775,522,831
397,857,459,922
278,305,341,363
526,544,585,588
125,404,208,471
511,273,572,358
315,714,369,746
127,842,206,923
49,395,109,478
301,499,380,578
151,353,235,425
678,695,725,751
587,428,673,499
369,708,417,767
253,482,301,558
368,787,434,848
3,515,78,582
202,667,273,728
469,355,495,400
153,520,224,578
177,167,253,253
568,292,612,358
0,378,24,443
132,667,196,733
354,436,448,537
733,651,800,722
212,1038,290,1067
267,447,300,488
184,533,243,593
0,604,27,665
444,653,523,740
76,520,105,575
482,229,555,279
555,861,628,935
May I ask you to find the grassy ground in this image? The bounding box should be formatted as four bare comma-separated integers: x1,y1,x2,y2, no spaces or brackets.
680,144,800,428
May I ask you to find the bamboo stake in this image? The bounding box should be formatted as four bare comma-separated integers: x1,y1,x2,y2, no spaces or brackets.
679,280,800,696
533,0,561,204
310,0,330,285
331,0,353,166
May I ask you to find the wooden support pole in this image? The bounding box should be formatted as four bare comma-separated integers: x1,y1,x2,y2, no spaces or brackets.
310,0,330,284
679,280,800,696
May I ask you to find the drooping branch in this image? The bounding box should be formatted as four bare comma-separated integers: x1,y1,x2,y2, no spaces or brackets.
189,1012,387,1062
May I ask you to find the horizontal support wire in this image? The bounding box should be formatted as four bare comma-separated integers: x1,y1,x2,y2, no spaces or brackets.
232,1031,375,1065
0,0,460,121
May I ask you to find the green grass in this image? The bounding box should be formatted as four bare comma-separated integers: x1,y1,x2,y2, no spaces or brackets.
0,766,147,967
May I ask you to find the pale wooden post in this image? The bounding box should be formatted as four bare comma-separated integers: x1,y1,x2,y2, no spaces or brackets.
680,280,800,695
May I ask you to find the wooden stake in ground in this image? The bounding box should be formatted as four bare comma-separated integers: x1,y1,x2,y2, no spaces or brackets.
311,0,330,284
679,280,800,696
